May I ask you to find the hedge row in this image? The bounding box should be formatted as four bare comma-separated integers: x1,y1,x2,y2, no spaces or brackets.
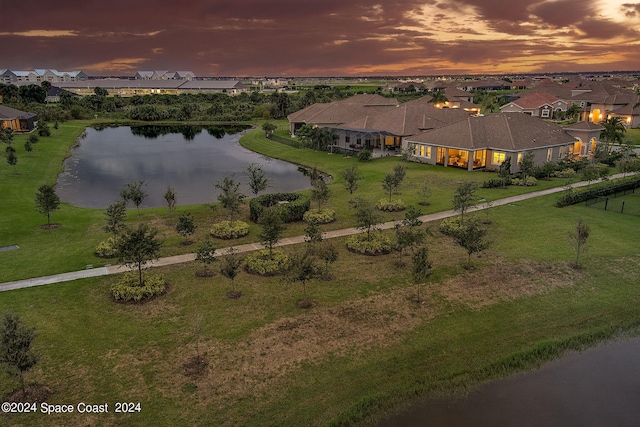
556,175,640,207
249,193,310,223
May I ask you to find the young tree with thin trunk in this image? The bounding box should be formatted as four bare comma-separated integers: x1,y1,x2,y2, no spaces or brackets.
164,186,176,222
6,146,17,174
304,220,323,247
195,238,217,277
569,219,590,268
342,164,361,198
116,224,162,287
260,207,285,259
452,181,477,223
103,201,127,238
287,252,318,303
412,246,432,304
0,311,39,393
382,171,397,202
215,175,245,225
220,247,243,295
451,218,489,267
176,212,197,244
246,163,270,196
353,198,383,241
120,180,147,217
317,240,338,277
35,183,60,227
311,178,330,210
392,164,406,191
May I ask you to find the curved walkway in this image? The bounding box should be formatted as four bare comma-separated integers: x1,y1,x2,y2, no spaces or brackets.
0,174,632,293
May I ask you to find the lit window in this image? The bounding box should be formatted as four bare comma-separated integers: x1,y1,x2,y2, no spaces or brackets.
413,144,431,158
517,153,523,164
492,152,506,164
558,146,565,159
547,148,552,161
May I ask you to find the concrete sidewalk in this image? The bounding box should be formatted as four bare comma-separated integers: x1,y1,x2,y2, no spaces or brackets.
0,173,631,293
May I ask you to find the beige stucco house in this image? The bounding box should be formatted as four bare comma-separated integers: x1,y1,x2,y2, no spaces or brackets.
403,113,604,173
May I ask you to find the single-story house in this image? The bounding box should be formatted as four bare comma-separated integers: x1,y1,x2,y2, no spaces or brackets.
403,113,603,173
329,101,472,155
0,105,38,133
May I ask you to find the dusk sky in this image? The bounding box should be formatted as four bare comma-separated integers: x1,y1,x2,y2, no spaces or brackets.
2,0,640,76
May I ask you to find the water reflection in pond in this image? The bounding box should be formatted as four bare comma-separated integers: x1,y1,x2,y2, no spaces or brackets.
377,337,640,427
56,125,311,209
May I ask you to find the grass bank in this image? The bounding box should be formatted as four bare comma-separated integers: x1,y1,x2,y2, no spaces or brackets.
1,189,639,426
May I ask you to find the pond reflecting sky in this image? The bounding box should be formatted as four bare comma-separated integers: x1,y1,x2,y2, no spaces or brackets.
56,126,310,209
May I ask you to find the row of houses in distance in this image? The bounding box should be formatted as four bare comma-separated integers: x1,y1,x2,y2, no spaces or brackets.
0,69,88,84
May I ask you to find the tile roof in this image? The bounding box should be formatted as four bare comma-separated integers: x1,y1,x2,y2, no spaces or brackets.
340,103,471,136
287,94,398,125
506,92,563,109
406,113,576,151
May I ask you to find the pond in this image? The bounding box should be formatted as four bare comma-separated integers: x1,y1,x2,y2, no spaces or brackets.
376,337,640,427
56,125,311,209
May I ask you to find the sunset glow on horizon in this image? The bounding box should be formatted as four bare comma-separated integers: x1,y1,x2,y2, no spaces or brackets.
2,0,639,76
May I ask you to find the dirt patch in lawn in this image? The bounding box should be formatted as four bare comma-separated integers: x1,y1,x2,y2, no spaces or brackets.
166,286,439,403
438,259,582,309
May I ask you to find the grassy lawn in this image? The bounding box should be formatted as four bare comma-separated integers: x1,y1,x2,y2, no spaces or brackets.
625,128,640,146
2,119,640,426
1,192,639,426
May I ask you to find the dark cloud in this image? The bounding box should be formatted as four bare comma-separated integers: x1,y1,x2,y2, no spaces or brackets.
622,2,640,16
529,0,595,27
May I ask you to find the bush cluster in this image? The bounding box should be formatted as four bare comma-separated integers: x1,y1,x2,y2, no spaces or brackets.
303,208,337,224
439,216,464,237
110,273,166,302
511,176,538,186
95,237,118,258
244,249,290,275
210,220,250,239
346,233,392,255
249,193,310,223
553,168,578,178
376,198,406,212
482,178,511,188
556,175,640,207
357,150,372,162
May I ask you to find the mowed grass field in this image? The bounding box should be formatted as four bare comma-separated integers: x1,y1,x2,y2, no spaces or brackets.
1,121,640,426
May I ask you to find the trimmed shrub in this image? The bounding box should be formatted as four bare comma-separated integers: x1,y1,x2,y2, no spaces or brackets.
512,176,538,186
376,198,406,212
482,178,511,188
95,237,118,258
303,208,337,224
249,193,310,223
553,168,577,178
357,150,372,162
439,216,464,237
346,233,392,255
210,220,250,239
244,249,290,275
556,175,640,207
110,273,166,302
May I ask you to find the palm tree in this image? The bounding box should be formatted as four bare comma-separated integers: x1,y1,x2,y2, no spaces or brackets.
599,117,626,155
